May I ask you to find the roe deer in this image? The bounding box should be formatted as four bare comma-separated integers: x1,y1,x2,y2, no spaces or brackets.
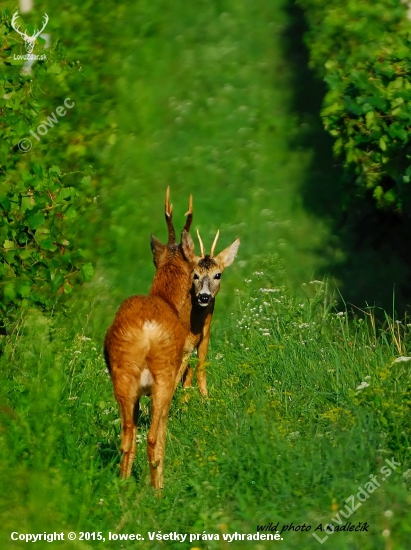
104,190,194,489
179,230,240,397
152,194,240,398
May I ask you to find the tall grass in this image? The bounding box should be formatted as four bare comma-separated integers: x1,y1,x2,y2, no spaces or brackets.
1,277,410,549
1,0,410,548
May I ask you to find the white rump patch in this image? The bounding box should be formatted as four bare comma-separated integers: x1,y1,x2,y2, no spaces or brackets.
143,320,160,331
142,319,171,344
140,368,154,390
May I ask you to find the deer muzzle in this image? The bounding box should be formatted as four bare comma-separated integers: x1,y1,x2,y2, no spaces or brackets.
198,293,211,306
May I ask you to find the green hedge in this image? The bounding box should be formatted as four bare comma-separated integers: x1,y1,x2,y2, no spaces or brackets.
0,2,123,315
1,12,87,313
297,0,411,211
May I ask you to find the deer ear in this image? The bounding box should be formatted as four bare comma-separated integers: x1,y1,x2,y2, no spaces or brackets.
215,238,240,268
150,234,166,267
180,230,196,261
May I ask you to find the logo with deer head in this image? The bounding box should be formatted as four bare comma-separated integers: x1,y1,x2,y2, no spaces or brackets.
11,11,49,54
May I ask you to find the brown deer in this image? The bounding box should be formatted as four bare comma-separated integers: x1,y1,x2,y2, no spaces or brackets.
104,190,195,489
154,199,240,397
178,230,240,397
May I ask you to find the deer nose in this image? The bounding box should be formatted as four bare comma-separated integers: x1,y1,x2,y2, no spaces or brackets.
198,293,211,305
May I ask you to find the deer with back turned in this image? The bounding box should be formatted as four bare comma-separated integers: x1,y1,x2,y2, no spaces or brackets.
104,190,195,489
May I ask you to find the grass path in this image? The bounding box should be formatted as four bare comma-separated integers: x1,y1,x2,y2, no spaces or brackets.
1,2,410,549
100,0,332,311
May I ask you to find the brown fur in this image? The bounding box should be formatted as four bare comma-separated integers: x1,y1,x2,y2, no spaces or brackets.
175,237,240,397
151,234,240,398
104,231,195,489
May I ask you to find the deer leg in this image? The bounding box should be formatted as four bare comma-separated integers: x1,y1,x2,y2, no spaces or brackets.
147,382,174,489
175,351,191,391
182,365,194,389
116,394,138,478
112,370,140,479
196,333,211,397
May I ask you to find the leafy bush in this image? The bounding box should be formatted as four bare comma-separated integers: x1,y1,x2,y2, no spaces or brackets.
297,0,411,211
0,10,98,314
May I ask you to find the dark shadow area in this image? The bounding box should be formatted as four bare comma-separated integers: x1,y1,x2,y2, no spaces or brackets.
282,0,411,315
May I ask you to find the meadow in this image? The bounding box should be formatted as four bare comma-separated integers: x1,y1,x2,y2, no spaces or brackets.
1,0,411,549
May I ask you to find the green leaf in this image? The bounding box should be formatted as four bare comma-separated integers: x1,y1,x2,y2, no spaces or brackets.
365,110,375,129
81,176,92,185
81,262,95,282
21,196,34,213
58,187,76,200
27,213,46,230
3,283,16,302
17,283,31,298
383,189,396,203
49,165,61,176
373,186,384,201
47,63,62,75
18,249,32,260
64,207,77,220
321,102,343,116
3,239,14,250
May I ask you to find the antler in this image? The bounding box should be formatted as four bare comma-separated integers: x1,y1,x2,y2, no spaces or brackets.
165,186,176,245
210,230,220,258
196,229,220,257
33,13,49,39
196,230,205,257
183,194,193,232
11,11,26,38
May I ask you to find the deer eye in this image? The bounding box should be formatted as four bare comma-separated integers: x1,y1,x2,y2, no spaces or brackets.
193,273,200,280
214,273,221,280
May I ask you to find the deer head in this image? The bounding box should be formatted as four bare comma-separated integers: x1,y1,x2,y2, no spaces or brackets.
192,230,240,307
11,11,49,54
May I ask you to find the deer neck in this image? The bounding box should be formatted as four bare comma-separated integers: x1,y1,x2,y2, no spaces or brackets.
149,261,192,317
189,293,215,335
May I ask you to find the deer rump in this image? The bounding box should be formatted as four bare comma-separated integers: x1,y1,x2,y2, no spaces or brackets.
105,295,187,399
104,291,190,487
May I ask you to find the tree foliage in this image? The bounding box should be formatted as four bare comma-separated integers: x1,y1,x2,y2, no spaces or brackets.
0,2,122,314
298,0,411,211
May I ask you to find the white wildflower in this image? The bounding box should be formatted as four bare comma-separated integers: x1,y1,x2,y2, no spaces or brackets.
356,381,370,391
260,288,280,293
392,356,411,364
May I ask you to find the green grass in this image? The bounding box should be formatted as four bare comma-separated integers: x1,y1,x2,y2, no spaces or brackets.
1,0,411,548
1,281,411,549
96,0,332,312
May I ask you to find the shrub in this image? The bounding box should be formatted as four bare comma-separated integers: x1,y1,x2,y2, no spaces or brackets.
297,0,411,211
0,10,97,314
